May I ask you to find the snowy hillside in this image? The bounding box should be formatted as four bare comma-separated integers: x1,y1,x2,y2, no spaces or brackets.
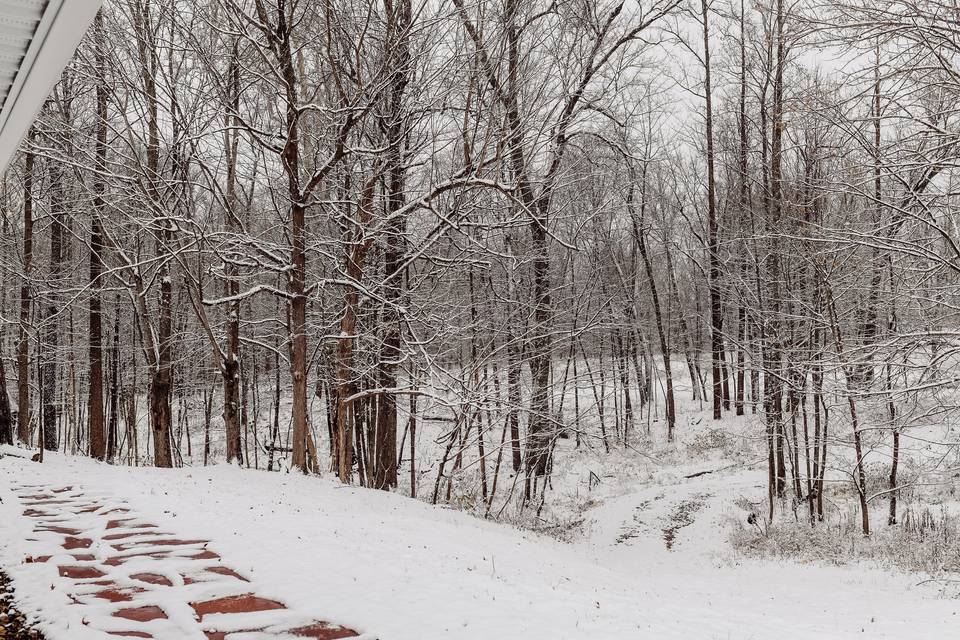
1,448,956,640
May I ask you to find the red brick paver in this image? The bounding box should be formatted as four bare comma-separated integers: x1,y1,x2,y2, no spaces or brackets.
12,484,364,640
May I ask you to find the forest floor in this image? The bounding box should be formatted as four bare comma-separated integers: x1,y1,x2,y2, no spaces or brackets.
2,433,958,640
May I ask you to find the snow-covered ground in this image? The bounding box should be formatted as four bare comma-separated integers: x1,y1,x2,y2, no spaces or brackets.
1,444,957,640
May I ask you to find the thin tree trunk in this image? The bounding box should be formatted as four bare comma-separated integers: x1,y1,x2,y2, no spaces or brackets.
222,39,243,465
887,266,899,526
825,284,870,536
702,0,723,422
17,135,34,445
0,176,9,447
664,238,701,401
88,11,108,460
42,140,65,452
409,388,417,498
107,297,120,461
631,182,676,442
0,343,12,446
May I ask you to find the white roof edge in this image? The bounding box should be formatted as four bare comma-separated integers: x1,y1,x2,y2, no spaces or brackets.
0,0,104,172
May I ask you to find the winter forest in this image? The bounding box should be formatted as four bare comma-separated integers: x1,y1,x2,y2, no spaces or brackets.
0,0,959,638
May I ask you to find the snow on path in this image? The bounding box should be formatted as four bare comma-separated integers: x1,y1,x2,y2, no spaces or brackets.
578,464,960,639
2,451,958,640
583,466,763,556
2,478,363,639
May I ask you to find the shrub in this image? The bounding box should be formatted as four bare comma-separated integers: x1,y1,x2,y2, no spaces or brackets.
729,500,960,576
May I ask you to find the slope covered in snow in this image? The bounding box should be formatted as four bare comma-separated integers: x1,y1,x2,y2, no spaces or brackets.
1,448,956,640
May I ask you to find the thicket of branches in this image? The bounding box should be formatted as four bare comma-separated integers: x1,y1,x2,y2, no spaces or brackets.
1,0,959,534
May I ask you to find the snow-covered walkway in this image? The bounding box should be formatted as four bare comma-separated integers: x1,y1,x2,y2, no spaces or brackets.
8,481,361,639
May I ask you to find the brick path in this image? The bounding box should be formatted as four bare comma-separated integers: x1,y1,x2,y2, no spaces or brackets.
11,483,363,640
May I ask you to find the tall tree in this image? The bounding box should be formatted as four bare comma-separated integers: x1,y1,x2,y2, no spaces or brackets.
701,0,723,421
16,131,35,446
88,10,108,461
132,0,173,467
374,0,413,490
42,134,66,452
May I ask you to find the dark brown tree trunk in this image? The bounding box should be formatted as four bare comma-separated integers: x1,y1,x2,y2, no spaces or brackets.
17,136,34,445
888,424,900,526
0,182,10,446
848,386,869,535
788,382,803,500
613,325,633,440
374,0,411,490
811,343,825,520
408,389,418,498
107,299,120,461
87,223,106,458
268,337,282,472
150,328,173,468
334,178,376,482
43,147,65,452
502,0,552,484
526,214,552,480
241,360,250,467
735,305,746,416
0,239,10,447
222,39,243,465
88,10,108,460
507,338,522,472
202,386,212,465
132,0,173,468
887,269,899,526
721,346,732,411
771,0,788,501
702,0,723,422
275,8,309,473
0,184,9,446
759,0,788,510
0,352,11,446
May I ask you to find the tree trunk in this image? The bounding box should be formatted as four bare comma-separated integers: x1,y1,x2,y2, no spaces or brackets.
42,146,65,452
825,284,870,536
132,0,173,468
88,10,108,460
0,341,12,446
222,38,243,465
702,0,723,421
526,213,553,480
374,0,411,490
17,136,34,445
106,296,120,461
631,181,676,442
273,7,310,473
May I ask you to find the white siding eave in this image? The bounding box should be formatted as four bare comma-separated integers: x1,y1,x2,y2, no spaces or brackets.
0,0,102,172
